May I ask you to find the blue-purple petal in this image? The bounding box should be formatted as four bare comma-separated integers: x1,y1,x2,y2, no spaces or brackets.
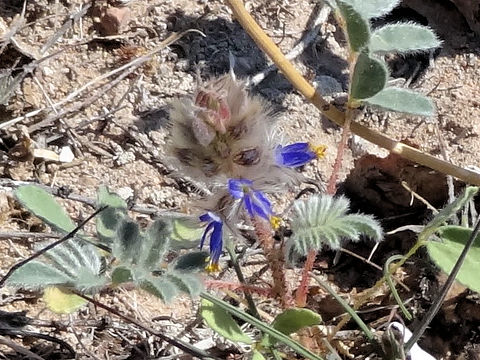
209,222,223,263
250,191,272,220
244,194,254,217
228,178,252,199
200,221,215,249
275,142,316,168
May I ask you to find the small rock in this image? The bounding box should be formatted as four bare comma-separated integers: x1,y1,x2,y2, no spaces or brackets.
114,151,135,166
59,146,74,163
96,6,131,36
116,186,134,200
313,75,343,96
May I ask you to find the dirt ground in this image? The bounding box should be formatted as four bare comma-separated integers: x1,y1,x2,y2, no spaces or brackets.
0,0,479,359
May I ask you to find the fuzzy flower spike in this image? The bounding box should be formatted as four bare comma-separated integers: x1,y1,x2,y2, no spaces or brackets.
199,212,223,272
228,179,281,228
275,142,327,168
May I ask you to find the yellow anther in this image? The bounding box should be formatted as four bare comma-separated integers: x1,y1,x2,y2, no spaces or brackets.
310,144,327,159
270,215,282,230
205,262,221,273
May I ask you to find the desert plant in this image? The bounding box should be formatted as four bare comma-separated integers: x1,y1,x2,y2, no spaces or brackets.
6,185,205,312
331,0,441,115
287,194,383,258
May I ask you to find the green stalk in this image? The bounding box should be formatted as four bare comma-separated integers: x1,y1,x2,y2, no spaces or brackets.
384,255,412,320
311,274,375,341
200,292,324,360
226,241,260,318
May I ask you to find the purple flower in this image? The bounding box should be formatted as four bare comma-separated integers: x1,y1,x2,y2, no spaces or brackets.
275,142,326,168
228,179,273,221
199,212,223,272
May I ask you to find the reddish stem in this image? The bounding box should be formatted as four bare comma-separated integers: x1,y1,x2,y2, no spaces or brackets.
295,249,317,307
254,220,292,308
296,109,353,306
204,279,273,297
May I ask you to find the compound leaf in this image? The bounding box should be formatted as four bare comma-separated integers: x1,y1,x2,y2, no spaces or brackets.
289,194,383,257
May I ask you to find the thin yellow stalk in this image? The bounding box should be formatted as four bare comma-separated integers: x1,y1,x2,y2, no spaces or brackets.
226,0,480,186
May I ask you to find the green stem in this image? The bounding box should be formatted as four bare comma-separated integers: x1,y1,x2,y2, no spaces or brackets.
384,255,412,320
226,242,260,319
311,273,375,342
200,292,324,360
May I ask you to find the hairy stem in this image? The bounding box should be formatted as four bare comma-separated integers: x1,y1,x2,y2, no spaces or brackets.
226,0,480,186
295,249,316,307
254,220,292,308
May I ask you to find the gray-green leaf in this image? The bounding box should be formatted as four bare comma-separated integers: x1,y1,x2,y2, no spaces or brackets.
337,1,370,52
96,186,127,244
173,251,209,272
289,194,383,257
7,261,74,290
350,52,387,99
200,298,253,344
15,185,76,233
364,87,435,116
340,0,400,19
262,308,322,347
427,225,480,292
370,23,441,54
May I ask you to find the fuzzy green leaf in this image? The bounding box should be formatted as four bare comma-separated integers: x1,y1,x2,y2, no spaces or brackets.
427,225,480,292
337,1,370,52
173,251,209,272
166,272,203,297
112,266,133,284
364,87,435,116
200,298,253,344
340,0,400,19
170,217,204,250
370,23,441,54
113,220,141,263
7,261,73,290
140,276,178,302
96,186,127,244
15,185,76,233
421,187,479,241
289,194,383,257
139,220,171,269
350,52,387,99
262,308,322,347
